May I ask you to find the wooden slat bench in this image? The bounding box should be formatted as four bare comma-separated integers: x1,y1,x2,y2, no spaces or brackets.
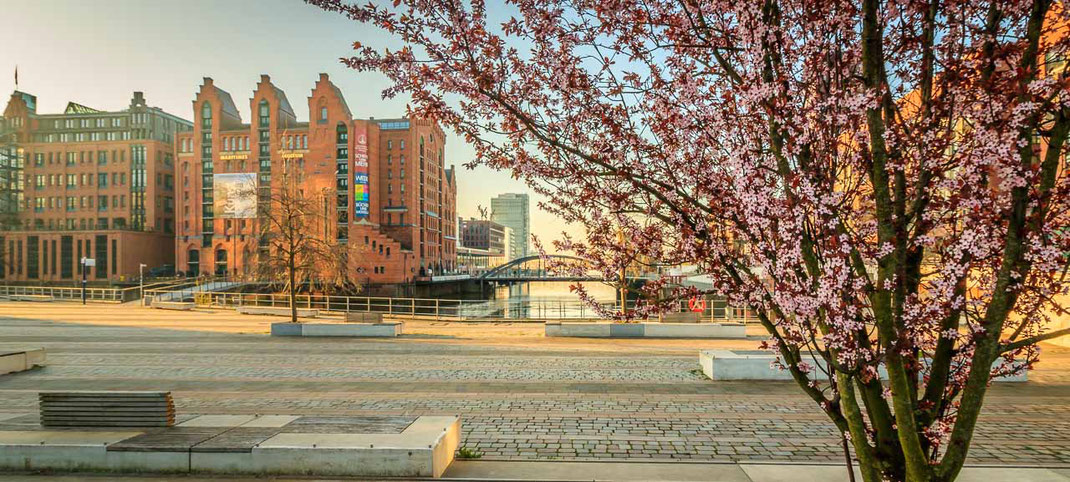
39,391,175,427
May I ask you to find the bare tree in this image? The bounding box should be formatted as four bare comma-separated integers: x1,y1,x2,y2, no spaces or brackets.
251,170,362,323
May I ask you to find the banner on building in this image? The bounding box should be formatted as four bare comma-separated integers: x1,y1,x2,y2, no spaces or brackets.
353,124,370,218
213,173,257,218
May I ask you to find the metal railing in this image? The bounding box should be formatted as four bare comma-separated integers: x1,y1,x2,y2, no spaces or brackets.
141,288,760,322
0,277,228,304
0,284,140,303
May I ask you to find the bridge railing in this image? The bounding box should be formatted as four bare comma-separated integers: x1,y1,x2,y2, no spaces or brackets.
140,289,760,322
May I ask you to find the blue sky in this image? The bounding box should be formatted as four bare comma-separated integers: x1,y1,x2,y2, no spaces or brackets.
0,0,575,246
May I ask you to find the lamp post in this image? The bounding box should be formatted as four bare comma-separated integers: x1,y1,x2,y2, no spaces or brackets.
81,259,87,305
139,263,147,306
80,257,95,305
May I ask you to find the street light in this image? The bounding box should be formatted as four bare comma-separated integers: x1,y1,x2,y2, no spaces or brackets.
139,263,147,306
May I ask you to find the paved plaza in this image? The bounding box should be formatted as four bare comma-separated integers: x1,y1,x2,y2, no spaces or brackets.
2,302,1070,467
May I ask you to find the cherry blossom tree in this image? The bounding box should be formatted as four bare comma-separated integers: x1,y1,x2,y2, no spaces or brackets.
309,0,1070,480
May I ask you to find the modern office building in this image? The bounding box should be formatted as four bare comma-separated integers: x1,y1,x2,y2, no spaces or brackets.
0,90,190,282
490,193,530,259
174,74,456,284
459,217,508,254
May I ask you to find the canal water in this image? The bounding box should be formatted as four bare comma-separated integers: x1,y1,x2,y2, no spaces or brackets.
461,281,620,319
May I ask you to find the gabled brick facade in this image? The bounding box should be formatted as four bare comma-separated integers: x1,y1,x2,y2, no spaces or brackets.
174,74,457,284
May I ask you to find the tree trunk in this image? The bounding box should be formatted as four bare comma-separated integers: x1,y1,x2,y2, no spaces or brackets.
289,254,297,324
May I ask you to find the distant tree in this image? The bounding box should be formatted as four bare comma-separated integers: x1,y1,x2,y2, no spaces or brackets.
250,171,363,323
313,0,1070,480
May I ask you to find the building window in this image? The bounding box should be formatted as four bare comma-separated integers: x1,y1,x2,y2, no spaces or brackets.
201,102,212,127
337,123,348,143
259,100,270,127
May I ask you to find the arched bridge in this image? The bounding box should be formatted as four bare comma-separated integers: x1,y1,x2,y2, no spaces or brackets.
478,255,603,282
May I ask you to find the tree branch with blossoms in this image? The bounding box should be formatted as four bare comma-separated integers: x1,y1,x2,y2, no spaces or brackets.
309,0,1070,480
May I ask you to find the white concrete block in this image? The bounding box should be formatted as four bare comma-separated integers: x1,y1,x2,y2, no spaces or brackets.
0,415,460,478
0,352,26,375
546,322,746,339
645,323,746,338
0,430,151,473
0,445,110,472
700,350,1027,382
24,348,46,367
544,322,611,337
299,323,402,337
152,301,195,311
105,450,189,472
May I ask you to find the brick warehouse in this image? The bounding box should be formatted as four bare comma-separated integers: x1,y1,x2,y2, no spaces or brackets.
174,74,457,284
0,90,190,282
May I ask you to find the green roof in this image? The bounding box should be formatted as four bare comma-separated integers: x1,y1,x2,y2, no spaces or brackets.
63,102,102,114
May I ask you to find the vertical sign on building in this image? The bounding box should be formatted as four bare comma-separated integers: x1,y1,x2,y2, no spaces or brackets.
353,123,370,219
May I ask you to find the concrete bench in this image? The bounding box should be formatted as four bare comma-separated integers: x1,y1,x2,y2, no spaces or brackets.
39,391,175,427
699,350,1028,382
152,301,195,311
272,321,403,337
545,321,746,339
8,294,54,302
661,312,703,323
0,414,459,478
0,348,46,376
345,311,384,323
237,306,319,318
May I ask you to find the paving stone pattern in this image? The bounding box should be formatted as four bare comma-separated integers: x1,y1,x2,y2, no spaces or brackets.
2,313,1070,465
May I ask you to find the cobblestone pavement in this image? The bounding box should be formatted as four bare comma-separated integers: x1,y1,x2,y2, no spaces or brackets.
2,303,1070,465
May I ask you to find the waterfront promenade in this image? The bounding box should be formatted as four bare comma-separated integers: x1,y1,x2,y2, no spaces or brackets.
1,302,1069,467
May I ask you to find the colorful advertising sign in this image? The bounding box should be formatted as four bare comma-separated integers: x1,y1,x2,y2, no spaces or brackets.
353,124,370,218
213,173,257,218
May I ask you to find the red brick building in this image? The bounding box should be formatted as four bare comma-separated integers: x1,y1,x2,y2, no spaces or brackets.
174,74,456,284
0,90,189,282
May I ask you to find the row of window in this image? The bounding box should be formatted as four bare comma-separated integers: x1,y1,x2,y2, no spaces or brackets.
180,134,312,153
29,195,128,212
27,217,130,231
32,150,128,167
33,131,134,143
51,117,125,130
34,172,128,189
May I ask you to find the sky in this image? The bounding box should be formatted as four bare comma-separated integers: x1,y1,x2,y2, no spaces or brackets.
0,0,579,249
